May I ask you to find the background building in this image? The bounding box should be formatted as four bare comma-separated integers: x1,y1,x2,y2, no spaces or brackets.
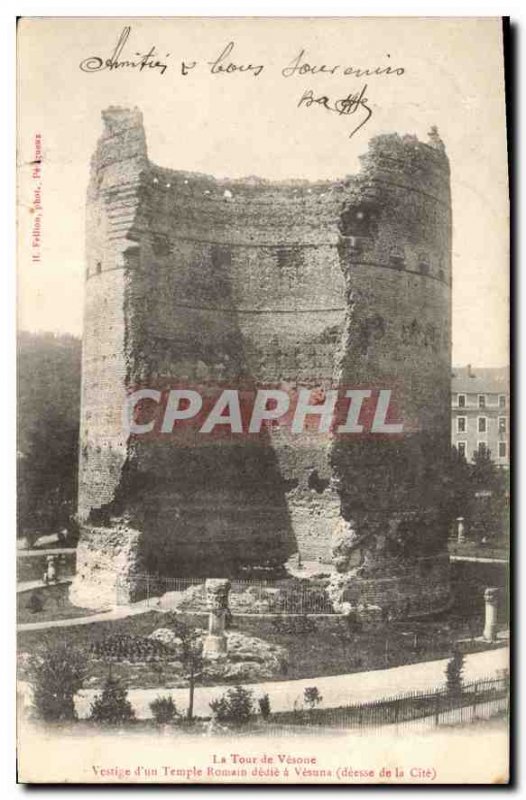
451,365,509,467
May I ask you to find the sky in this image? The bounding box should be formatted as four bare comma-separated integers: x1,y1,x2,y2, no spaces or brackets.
17,17,509,367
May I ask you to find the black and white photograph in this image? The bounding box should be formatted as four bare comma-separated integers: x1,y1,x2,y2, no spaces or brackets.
14,15,510,784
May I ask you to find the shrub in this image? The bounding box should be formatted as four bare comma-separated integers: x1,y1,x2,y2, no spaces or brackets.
209,685,254,725
27,642,86,721
90,634,175,662
303,686,323,710
26,591,44,614
445,649,465,695
150,695,177,725
160,617,205,721
89,676,135,724
258,693,271,720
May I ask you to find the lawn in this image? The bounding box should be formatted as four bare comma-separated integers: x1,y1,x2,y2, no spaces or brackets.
17,608,506,691
17,583,100,624
17,552,76,583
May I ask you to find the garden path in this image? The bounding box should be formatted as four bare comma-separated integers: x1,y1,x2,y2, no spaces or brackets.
17,585,510,719
61,645,510,719
17,578,71,594
17,598,153,630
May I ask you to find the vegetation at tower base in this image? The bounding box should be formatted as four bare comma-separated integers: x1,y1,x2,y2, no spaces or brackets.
71,106,452,617
447,444,509,544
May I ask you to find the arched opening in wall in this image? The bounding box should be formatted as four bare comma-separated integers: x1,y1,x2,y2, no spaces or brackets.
96,262,102,275
339,202,376,238
308,470,329,494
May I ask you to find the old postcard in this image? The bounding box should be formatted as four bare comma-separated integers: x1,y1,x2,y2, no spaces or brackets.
16,16,510,784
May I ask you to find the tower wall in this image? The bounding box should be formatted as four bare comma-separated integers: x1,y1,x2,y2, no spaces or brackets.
72,108,452,612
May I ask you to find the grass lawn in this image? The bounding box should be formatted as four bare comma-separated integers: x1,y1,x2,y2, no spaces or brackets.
17,583,100,624
17,553,76,583
17,608,505,691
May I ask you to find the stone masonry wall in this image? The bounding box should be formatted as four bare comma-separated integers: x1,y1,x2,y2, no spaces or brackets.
71,107,451,611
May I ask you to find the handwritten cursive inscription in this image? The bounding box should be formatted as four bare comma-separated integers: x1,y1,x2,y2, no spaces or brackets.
208,42,264,76
297,85,373,138
283,49,405,79
79,26,170,75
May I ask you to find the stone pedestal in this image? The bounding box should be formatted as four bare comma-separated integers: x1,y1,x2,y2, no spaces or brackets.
203,579,231,660
483,587,498,642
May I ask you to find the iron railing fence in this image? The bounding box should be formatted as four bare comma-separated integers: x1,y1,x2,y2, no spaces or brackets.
264,675,509,733
114,557,506,619
116,574,337,614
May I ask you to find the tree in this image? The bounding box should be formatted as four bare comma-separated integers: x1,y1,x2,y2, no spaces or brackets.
445,445,472,520
471,446,499,489
27,642,86,722
470,447,508,542
164,614,204,721
258,693,271,720
445,445,509,544
209,686,254,725
17,332,81,541
89,675,135,724
303,686,323,710
150,695,178,725
445,649,465,696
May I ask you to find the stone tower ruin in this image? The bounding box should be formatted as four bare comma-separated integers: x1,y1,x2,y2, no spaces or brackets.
71,107,452,612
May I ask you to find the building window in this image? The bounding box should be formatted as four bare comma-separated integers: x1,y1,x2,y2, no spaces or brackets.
457,441,467,459
457,416,467,433
478,417,487,433
499,441,507,458
477,441,488,455
96,261,102,275
478,394,486,409
457,394,466,408
499,394,506,409
498,416,507,434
